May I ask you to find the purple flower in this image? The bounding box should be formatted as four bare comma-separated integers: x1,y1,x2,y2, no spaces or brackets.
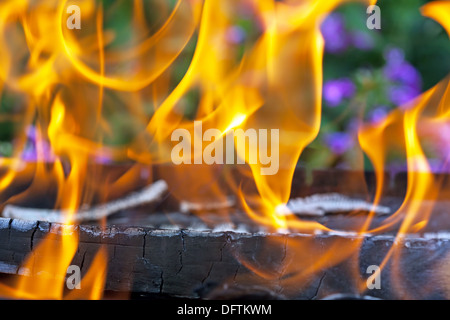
388,85,421,107
384,48,405,66
320,13,350,54
384,62,422,91
383,47,422,107
427,158,450,174
347,118,360,134
26,125,37,142
21,143,36,161
324,132,354,155
387,162,408,176
226,26,246,44
351,31,374,51
323,78,356,107
368,106,388,124
21,125,55,162
433,123,450,165
94,153,113,164
21,141,54,162
390,158,450,174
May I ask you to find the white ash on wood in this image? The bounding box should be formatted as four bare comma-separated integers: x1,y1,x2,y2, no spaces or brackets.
2,180,168,223
279,193,391,216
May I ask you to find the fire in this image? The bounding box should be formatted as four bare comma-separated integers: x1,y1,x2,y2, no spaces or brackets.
0,0,113,299
0,0,448,300
0,0,202,300
356,2,450,298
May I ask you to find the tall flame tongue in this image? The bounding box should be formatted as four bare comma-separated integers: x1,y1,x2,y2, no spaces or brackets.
357,1,450,298
0,95,109,299
0,0,202,299
141,0,355,230
0,0,112,300
136,0,375,293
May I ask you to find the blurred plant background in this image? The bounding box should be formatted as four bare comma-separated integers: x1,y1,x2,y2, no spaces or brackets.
0,0,449,172
300,0,450,172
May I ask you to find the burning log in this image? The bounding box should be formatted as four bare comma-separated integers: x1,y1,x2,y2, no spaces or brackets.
0,0,447,302
0,191,449,300
0,168,448,299
1,167,449,300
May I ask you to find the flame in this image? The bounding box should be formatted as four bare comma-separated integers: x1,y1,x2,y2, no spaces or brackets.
0,0,448,300
139,0,352,230
0,0,201,299
358,78,450,299
355,2,450,297
0,0,348,298
0,0,112,299
233,0,450,295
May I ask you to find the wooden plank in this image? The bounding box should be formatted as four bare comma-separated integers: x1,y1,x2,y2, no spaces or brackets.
0,216,449,299
0,167,449,299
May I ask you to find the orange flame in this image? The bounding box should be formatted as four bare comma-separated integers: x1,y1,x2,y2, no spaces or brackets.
0,0,202,300
355,1,450,297
0,0,448,300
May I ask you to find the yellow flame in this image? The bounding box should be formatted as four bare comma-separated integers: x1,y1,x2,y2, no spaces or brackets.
357,0,450,294
0,0,448,300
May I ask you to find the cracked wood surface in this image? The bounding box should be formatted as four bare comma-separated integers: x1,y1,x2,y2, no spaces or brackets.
1,167,450,299
1,216,450,299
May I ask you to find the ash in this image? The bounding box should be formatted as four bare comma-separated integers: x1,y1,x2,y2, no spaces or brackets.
279,193,391,217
